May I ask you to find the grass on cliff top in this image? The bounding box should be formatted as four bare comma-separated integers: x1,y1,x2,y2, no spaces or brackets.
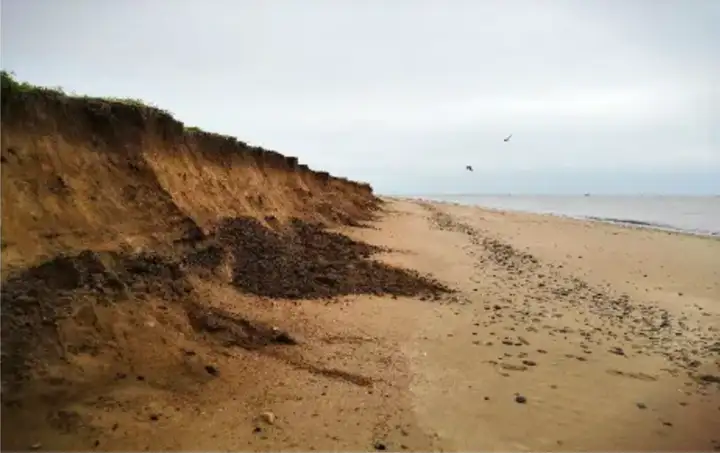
0,70,204,132
0,71,295,153
2,71,218,137
1,70,157,109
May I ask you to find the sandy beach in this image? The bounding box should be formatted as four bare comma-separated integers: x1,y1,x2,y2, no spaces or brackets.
5,197,718,451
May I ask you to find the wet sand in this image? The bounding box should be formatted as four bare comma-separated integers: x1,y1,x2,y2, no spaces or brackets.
5,197,719,451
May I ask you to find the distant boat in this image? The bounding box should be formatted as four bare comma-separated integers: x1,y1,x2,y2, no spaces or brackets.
466,165,474,172
504,134,513,142
584,193,591,197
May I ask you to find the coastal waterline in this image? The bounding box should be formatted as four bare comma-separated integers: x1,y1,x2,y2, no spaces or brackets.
410,195,720,237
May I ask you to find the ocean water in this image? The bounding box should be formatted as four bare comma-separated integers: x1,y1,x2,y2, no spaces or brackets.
414,195,720,237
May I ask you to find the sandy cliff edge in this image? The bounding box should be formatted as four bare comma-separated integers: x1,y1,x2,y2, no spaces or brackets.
0,72,378,273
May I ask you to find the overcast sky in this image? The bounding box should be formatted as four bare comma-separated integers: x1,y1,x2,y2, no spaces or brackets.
2,0,718,194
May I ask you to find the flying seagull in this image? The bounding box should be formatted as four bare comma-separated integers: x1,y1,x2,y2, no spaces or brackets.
466,165,474,172
504,134,513,142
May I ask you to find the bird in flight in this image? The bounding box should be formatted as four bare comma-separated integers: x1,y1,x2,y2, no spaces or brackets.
466,165,474,172
504,134,513,142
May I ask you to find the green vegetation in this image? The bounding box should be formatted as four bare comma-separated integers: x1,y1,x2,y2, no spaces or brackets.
1,70,170,115
1,70,64,96
2,70,228,143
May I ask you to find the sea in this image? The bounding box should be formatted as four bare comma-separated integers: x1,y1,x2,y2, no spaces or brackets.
411,195,720,237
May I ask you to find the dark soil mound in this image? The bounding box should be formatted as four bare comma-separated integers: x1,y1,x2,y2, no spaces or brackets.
0,250,189,393
216,217,451,299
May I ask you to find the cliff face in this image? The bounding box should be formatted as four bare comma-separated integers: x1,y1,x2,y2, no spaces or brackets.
0,73,377,273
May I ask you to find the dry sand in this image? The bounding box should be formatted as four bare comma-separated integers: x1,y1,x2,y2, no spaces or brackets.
4,197,719,451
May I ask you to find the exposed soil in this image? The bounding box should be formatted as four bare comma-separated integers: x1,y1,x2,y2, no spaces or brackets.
216,217,450,299
1,216,451,406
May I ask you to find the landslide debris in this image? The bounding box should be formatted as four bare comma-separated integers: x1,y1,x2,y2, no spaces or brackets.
216,217,450,299
1,216,451,396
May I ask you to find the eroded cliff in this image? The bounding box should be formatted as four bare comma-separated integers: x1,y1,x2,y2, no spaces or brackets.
1,72,377,273
0,73,450,450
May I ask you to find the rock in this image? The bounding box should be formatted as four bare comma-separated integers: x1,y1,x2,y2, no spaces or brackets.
260,411,276,425
609,346,626,356
515,394,527,404
636,402,647,409
522,360,537,366
698,374,720,384
30,443,41,450
274,331,297,345
205,365,219,376
374,441,387,450
500,363,528,371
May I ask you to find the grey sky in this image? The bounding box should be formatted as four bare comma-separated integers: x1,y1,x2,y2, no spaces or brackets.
2,0,718,194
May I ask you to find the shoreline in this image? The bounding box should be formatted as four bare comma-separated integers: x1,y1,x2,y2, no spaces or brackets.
385,195,720,239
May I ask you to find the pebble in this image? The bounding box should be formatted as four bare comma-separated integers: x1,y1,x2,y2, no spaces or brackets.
374,441,387,450
636,402,647,409
260,411,276,425
515,394,527,404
